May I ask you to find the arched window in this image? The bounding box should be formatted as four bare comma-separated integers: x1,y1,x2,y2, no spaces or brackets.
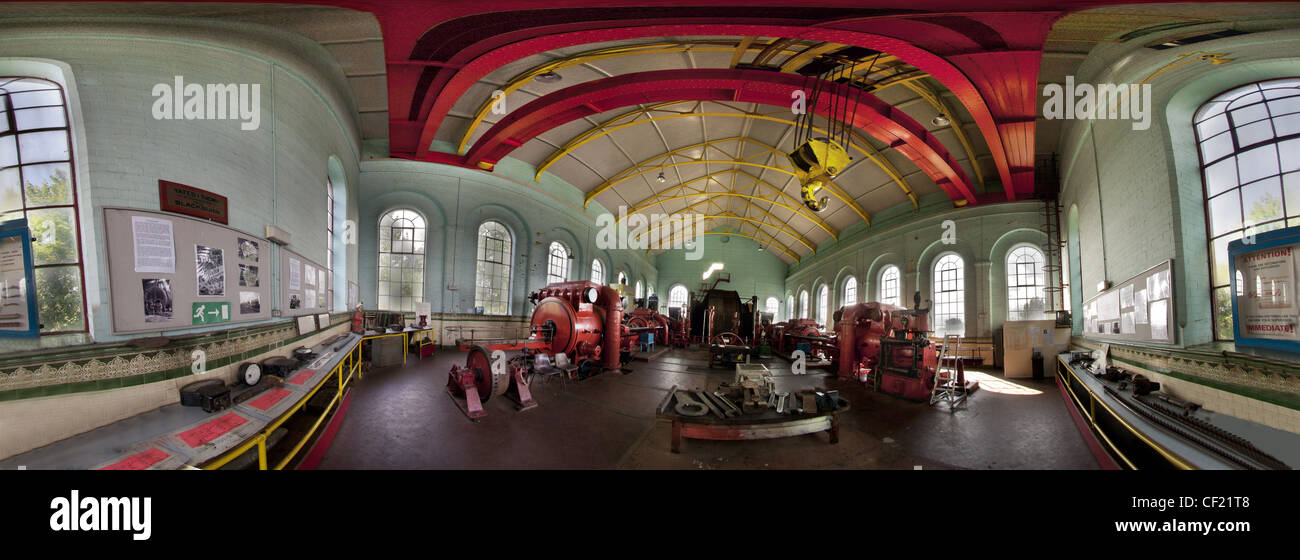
1007,245,1046,321
617,271,627,286
635,280,644,300
475,220,512,315
591,259,604,284
1,77,86,334
765,297,779,317
933,254,965,337
546,241,570,284
787,295,794,321
378,209,425,312
879,265,901,307
842,276,857,307
669,285,688,309
1195,78,1300,339
799,290,809,319
816,285,829,326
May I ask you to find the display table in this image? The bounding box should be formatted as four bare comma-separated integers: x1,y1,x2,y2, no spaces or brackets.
655,387,848,453
361,326,435,366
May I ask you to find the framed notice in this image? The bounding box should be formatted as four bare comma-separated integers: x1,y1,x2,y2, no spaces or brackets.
0,220,40,337
158,180,229,224
1082,259,1175,344
1230,225,1300,354
279,247,329,317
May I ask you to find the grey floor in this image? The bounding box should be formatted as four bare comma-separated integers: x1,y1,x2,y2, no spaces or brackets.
316,348,1101,470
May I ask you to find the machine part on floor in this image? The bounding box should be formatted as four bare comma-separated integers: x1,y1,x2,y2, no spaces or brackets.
446,346,536,421
237,362,262,386
836,293,940,402
693,389,727,420
179,379,231,413
709,332,752,369
673,391,709,417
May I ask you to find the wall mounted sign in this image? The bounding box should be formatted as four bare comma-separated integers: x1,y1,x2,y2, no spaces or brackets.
158,180,229,224
191,301,231,325
0,220,40,337
1230,225,1300,355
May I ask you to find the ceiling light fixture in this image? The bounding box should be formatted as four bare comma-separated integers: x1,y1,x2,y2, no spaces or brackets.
656,172,666,183
534,71,562,83
931,114,951,127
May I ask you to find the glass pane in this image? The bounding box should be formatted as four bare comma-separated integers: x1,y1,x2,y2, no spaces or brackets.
22,163,73,206
1241,177,1284,227
1211,233,1241,286
1213,286,1233,340
0,110,7,133
1235,120,1274,147
0,79,57,93
1205,157,1238,196
1208,190,1241,236
1281,138,1300,173
0,167,20,213
1229,104,1269,126
14,107,65,130
1237,144,1278,184
1227,91,1264,110
0,136,16,168
28,207,78,265
17,131,69,163
1267,96,1300,115
1199,131,1234,162
1196,114,1229,138
35,265,84,333
1272,113,1300,137
9,89,61,109
1284,172,1300,217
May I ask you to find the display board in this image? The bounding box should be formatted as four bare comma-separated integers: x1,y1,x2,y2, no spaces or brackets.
1081,259,1175,344
1230,225,1300,354
279,247,329,317
104,208,272,334
0,219,40,337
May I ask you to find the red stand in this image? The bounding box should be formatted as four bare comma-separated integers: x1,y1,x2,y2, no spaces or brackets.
447,365,487,420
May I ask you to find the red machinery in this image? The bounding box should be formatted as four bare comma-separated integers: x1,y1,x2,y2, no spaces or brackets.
834,295,939,402
624,307,669,349
447,281,625,419
776,318,836,362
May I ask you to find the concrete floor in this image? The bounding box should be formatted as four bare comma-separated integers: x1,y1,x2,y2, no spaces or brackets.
317,348,1101,470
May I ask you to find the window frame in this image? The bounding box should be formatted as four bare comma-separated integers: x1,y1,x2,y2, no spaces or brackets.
932,253,966,338
546,241,570,285
1193,78,1300,340
1006,245,1047,321
842,275,857,307
0,76,88,335
474,220,513,315
591,259,604,284
377,209,426,313
879,265,900,307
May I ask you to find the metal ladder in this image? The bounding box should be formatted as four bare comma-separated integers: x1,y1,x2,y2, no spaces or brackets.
930,334,968,411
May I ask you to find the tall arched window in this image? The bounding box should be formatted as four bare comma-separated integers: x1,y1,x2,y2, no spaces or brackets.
475,220,512,315
933,254,965,337
591,259,604,284
1195,78,1300,339
765,296,779,317
799,290,809,319
669,285,688,309
787,295,794,321
1007,245,1046,321
1,77,86,334
879,265,901,307
326,176,334,274
378,209,425,312
842,276,857,307
546,241,570,284
617,271,627,286
816,285,829,326
635,280,644,300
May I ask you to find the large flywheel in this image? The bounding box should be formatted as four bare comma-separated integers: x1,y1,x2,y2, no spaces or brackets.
465,345,511,401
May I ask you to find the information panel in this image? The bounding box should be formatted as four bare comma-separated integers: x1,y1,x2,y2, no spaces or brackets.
103,207,272,334
279,247,329,317
0,219,40,337
1230,225,1300,354
1082,259,1175,344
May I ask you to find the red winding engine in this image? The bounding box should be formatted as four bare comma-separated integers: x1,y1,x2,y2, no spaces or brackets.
834,295,938,401
447,281,625,419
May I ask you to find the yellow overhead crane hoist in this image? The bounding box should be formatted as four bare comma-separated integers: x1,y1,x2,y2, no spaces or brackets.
788,137,850,213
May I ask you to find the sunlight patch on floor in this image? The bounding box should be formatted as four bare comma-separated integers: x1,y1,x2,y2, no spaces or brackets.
963,371,1042,396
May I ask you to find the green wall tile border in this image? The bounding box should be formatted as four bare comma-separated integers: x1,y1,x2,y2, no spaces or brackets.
1072,338,1300,412
0,313,354,401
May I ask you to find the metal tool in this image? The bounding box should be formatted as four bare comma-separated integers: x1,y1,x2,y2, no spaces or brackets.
712,391,744,416
694,389,727,420
674,391,709,417
774,392,790,414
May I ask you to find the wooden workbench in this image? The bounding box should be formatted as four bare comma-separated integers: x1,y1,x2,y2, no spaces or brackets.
655,387,849,453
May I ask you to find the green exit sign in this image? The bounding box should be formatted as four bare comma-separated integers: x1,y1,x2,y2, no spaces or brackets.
191,302,231,325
